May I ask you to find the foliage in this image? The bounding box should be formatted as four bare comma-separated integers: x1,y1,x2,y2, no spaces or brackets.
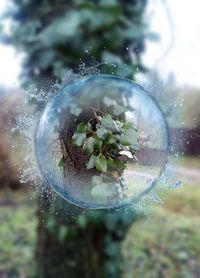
58,90,140,193
1,0,148,89
69,97,140,174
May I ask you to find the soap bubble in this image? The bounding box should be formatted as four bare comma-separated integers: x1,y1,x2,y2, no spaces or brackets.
35,74,169,209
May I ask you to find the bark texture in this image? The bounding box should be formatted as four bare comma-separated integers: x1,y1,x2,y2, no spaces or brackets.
36,193,136,278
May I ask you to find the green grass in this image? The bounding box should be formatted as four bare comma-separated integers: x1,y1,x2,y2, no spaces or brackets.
171,155,200,170
0,156,200,277
123,185,200,278
1,186,200,278
0,190,37,277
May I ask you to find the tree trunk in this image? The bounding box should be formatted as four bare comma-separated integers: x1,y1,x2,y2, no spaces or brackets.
36,191,136,278
36,101,138,278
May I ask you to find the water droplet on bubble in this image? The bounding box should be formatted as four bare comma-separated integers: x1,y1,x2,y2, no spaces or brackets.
171,181,182,189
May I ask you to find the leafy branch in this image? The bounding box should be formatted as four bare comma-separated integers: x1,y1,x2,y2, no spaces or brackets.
59,95,140,187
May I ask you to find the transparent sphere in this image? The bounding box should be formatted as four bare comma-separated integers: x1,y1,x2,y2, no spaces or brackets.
35,75,168,209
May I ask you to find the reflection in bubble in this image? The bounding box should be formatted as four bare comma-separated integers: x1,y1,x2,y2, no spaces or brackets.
35,75,169,209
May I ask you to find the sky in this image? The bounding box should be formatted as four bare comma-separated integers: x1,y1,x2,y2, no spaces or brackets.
0,0,200,88
0,0,22,88
143,0,200,88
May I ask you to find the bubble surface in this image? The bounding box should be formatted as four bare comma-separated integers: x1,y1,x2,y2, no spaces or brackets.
35,75,169,209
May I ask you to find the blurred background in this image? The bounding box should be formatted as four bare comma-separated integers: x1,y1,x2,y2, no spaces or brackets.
0,0,200,277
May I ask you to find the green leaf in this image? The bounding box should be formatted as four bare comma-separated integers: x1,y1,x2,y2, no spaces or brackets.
36,50,56,70
96,127,108,139
47,218,56,231
107,157,116,170
101,114,120,133
99,0,118,7
87,122,92,131
59,226,69,242
86,155,97,170
72,132,86,146
121,122,137,133
113,158,126,172
108,137,116,144
83,137,94,155
101,114,116,130
113,104,125,116
96,153,107,172
41,11,81,46
104,242,120,257
96,127,114,142
104,132,115,144
77,122,88,132
77,215,87,229
120,127,138,146
58,156,65,168
94,136,102,151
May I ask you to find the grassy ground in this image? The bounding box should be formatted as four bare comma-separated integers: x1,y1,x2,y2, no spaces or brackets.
172,155,200,170
123,186,200,278
0,157,200,278
0,190,37,277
